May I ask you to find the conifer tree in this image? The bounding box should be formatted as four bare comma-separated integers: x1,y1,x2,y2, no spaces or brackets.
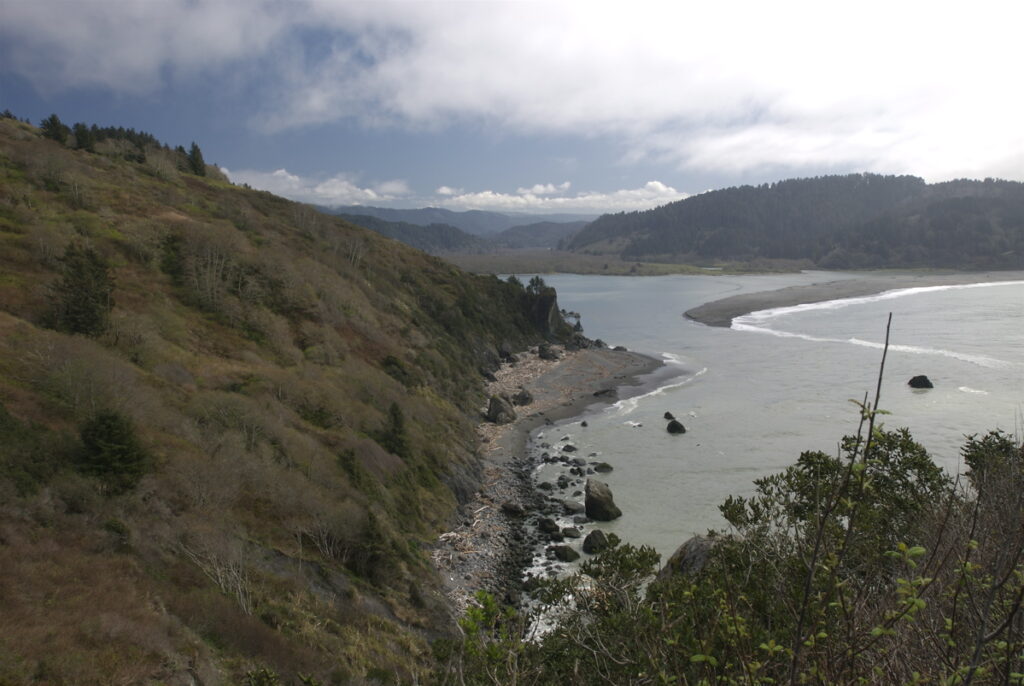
72,122,96,152
188,141,206,176
40,113,69,144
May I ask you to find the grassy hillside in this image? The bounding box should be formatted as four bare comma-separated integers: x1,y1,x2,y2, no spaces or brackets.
0,116,572,685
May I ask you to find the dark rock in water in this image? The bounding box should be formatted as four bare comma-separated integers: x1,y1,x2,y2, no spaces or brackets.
667,419,686,434
538,517,560,534
551,544,580,562
486,395,517,424
613,345,628,351
512,387,534,406
573,515,590,524
562,444,578,453
909,375,934,389
538,481,554,491
548,533,564,543
593,462,613,473
571,457,587,466
556,475,570,489
664,411,675,420
585,479,622,521
501,501,525,517
657,535,716,581
581,420,588,427
561,499,585,514
593,388,616,398
561,527,582,539
582,530,610,554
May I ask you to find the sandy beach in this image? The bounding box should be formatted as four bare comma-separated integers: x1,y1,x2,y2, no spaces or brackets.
685,271,1024,328
432,345,663,615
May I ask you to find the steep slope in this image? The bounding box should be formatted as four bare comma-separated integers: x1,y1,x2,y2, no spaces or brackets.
331,213,488,254
568,174,1024,269
0,117,572,684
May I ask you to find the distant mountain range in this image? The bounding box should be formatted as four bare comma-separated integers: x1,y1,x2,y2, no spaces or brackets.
323,205,597,236
567,174,1024,270
323,207,592,254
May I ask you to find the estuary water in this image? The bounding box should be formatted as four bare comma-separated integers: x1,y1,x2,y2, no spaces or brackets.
530,272,1024,561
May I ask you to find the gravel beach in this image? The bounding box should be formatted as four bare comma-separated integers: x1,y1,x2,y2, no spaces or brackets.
431,345,663,617
685,271,1024,328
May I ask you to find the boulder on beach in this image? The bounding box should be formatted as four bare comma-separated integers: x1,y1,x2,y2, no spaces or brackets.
667,419,686,434
585,479,622,521
909,375,934,389
511,387,534,406
501,501,525,517
538,344,559,361
486,395,517,424
582,529,610,554
657,535,716,582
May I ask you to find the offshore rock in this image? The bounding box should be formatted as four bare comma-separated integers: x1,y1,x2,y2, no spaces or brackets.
908,375,934,389
667,419,686,434
582,530,610,554
585,479,622,521
551,544,580,562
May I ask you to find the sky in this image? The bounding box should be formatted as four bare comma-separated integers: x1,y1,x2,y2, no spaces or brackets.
2,0,1023,216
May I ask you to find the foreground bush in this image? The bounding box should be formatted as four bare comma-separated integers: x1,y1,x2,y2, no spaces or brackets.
439,426,1024,685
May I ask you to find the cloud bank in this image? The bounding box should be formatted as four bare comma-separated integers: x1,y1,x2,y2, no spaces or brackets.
224,168,409,206
4,1,1023,183
228,167,684,214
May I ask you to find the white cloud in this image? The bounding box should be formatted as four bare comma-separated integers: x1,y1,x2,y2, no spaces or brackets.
224,167,409,206
5,1,1024,182
438,181,686,214
516,182,572,196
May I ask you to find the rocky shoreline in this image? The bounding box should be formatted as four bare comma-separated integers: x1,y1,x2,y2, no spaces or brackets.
431,345,664,617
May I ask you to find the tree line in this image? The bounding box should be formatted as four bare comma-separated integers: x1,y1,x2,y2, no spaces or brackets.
567,174,1024,270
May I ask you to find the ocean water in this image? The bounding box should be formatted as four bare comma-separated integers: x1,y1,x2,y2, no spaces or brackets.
529,272,1024,562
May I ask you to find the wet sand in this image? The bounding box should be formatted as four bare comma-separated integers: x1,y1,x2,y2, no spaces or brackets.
685,271,1024,328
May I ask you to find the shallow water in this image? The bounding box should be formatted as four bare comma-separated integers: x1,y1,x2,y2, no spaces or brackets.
527,272,1024,563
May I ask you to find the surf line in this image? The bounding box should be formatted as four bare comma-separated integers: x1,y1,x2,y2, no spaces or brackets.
611,354,708,417
731,280,1023,369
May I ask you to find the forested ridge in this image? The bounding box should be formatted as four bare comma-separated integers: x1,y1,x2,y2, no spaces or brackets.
0,113,573,684
568,173,1024,269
